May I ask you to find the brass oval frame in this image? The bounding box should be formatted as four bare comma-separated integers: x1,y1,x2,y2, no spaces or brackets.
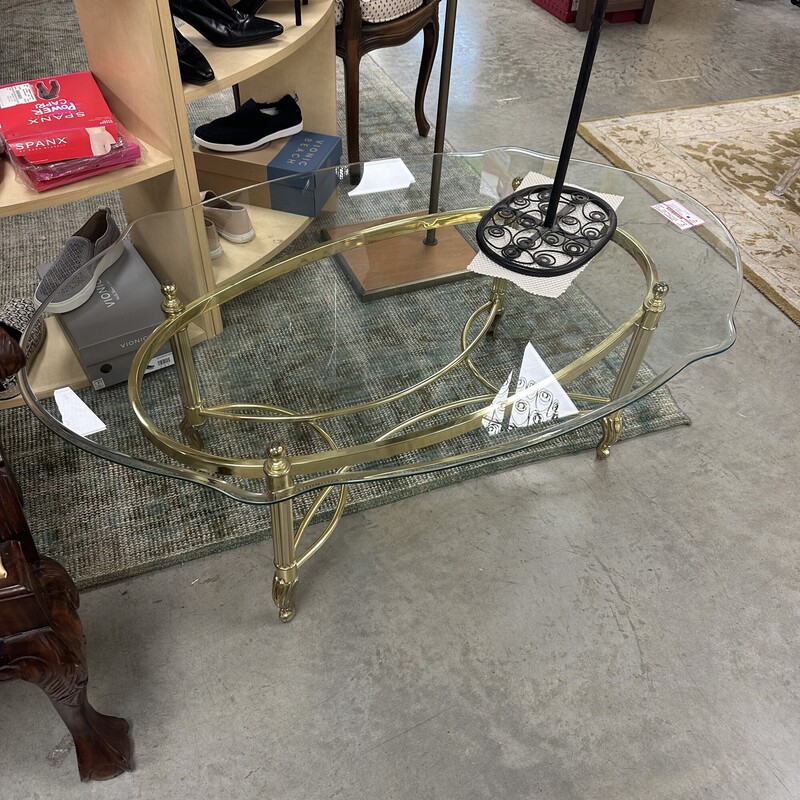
128,209,656,492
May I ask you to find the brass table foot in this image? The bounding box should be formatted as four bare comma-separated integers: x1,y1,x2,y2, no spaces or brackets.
180,417,205,450
596,412,623,459
272,571,298,623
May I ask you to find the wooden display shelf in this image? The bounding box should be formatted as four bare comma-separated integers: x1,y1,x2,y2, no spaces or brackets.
211,203,311,284
181,0,333,103
0,145,174,218
0,0,337,418
0,318,86,410
0,319,208,411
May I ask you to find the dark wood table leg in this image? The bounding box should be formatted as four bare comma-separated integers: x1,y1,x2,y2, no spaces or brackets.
575,0,656,31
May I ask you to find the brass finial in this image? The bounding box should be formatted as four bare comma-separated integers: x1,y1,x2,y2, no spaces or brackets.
161,283,183,316
265,443,290,478
645,282,670,313
268,444,285,460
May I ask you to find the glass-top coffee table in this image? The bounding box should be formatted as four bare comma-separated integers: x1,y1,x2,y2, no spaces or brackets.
21,148,741,622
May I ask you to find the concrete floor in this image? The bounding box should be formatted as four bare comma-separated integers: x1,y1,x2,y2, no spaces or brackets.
4,0,800,797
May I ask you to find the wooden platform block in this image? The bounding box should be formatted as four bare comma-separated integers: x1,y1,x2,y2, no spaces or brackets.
328,212,477,301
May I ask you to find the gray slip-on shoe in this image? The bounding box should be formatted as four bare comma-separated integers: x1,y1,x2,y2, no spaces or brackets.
0,298,47,401
34,207,124,314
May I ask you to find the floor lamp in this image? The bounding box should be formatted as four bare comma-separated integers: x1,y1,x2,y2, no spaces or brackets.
333,0,477,300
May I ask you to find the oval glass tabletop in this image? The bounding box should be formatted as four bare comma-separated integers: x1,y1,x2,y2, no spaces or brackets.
20,147,741,507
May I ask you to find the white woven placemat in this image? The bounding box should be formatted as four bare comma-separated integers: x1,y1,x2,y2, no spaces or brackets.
467,172,623,298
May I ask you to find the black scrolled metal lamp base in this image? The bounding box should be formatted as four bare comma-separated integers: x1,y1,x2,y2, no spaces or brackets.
477,0,615,278
476,184,617,277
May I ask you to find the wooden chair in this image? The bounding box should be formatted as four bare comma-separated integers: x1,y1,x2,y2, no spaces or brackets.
0,327,133,782
335,0,443,169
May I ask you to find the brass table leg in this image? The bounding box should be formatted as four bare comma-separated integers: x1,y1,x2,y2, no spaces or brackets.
596,282,669,459
161,284,206,449
486,277,508,338
265,444,299,623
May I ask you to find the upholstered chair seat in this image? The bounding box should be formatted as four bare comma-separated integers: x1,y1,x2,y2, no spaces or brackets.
334,0,423,26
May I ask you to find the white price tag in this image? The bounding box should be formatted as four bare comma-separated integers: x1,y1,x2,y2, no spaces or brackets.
0,83,36,108
54,387,107,437
652,199,705,230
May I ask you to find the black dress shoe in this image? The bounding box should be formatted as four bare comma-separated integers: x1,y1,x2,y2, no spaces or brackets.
169,0,283,47
233,0,306,27
232,0,267,16
173,23,215,85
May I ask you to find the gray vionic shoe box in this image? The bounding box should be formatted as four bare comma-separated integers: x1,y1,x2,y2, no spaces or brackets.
36,241,173,389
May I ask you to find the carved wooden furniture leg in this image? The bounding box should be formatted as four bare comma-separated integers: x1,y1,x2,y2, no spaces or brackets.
0,441,133,781
414,13,440,137
0,553,133,780
335,0,444,183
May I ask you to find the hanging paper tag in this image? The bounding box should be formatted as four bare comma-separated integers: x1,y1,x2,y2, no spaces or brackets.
652,199,705,230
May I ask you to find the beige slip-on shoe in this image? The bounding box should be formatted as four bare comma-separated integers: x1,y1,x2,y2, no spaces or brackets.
200,190,255,244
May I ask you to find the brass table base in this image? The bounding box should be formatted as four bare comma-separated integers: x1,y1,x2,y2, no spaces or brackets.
130,210,668,623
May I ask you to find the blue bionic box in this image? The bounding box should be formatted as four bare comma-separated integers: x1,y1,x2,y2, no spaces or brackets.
267,131,342,216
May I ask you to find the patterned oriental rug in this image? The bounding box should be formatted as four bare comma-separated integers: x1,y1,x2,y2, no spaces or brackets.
579,93,800,326
0,5,689,589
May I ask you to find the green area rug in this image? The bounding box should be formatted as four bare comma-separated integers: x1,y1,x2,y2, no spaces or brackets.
0,4,689,589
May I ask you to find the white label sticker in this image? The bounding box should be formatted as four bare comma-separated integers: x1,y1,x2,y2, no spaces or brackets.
0,83,36,108
145,352,175,374
652,199,705,230
509,343,579,429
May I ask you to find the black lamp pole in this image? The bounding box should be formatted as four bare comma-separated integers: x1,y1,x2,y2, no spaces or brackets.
474,0,617,278
425,0,459,247
544,0,610,228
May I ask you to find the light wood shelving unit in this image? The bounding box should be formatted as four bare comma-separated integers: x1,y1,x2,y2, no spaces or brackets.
1,0,337,410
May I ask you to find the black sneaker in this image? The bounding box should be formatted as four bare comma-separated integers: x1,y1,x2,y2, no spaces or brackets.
193,94,303,152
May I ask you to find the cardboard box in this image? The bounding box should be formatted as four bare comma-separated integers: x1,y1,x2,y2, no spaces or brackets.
0,71,117,165
267,132,342,216
36,242,172,390
194,130,342,216
530,0,638,24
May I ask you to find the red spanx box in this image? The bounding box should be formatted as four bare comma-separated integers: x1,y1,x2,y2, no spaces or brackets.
0,71,117,165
